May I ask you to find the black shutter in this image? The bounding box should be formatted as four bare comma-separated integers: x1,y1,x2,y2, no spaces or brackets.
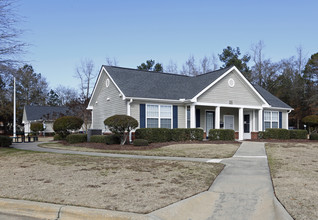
173,106,178,128
279,112,282,128
196,109,200,128
140,104,145,128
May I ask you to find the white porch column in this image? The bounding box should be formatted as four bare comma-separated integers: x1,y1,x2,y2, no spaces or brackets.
258,109,263,131
190,104,196,128
185,106,188,128
252,110,256,132
285,111,289,129
239,108,244,140
215,106,220,129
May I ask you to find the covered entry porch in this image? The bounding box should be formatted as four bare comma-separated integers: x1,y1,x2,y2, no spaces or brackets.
187,104,263,140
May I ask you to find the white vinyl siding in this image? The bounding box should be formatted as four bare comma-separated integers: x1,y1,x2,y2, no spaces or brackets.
146,104,172,128
178,105,185,128
264,111,279,129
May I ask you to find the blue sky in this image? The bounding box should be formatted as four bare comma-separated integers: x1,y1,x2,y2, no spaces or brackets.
18,0,317,90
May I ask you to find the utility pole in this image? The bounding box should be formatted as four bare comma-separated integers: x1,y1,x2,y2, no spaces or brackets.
13,77,16,138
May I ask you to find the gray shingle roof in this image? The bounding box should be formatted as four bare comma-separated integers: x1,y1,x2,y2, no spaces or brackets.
103,65,292,109
104,65,231,100
253,84,292,109
25,106,70,121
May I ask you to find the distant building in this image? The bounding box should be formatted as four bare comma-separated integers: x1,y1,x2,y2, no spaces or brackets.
22,106,70,135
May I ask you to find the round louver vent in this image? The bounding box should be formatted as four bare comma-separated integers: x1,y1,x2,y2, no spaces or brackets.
106,78,110,87
228,78,235,87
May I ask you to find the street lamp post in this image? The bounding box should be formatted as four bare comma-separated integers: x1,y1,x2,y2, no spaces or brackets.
13,77,16,138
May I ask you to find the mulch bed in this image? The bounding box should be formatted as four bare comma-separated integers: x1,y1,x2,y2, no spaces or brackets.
60,140,240,151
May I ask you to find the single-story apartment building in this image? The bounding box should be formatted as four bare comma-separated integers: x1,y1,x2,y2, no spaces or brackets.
87,65,293,140
22,105,70,135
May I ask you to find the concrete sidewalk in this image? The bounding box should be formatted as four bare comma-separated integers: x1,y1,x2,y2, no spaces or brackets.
5,141,293,219
148,142,293,220
12,142,214,163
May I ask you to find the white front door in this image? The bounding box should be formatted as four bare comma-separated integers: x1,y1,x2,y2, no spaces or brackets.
224,115,234,130
243,113,251,139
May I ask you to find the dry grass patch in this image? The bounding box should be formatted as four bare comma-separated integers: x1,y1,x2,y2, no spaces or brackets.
39,142,239,158
0,148,224,213
266,142,318,220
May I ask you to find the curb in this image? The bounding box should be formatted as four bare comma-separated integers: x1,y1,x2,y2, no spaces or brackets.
0,198,148,220
0,198,60,219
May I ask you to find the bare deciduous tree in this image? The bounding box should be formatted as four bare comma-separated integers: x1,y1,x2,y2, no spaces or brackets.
54,85,78,105
251,40,265,85
74,59,96,99
211,54,219,71
106,57,118,66
295,46,307,75
164,59,178,73
181,55,199,76
200,56,211,74
0,0,26,65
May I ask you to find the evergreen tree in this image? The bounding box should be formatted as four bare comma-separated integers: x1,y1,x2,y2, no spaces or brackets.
46,89,61,106
137,60,163,72
219,46,252,80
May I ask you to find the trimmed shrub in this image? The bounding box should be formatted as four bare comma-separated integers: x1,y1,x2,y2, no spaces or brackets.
258,131,266,139
105,134,121,145
171,129,188,141
133,139,149,146
0,136,12,147
30,122,44,134
289,129,307,139
66,134,87,144
104,115,138,145
53,116,83,138
310,133,318,140
90,135,107,143
53,134,63,141
135,128,171,143
265,128,289,139
208,129,235,141
171,128,204,141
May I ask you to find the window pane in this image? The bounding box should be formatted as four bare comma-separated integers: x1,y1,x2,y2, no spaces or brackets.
272,112,278,121
147,118,158,128
160,105,171,118
265,122,271,129
264,111,271,121
272,122,278,128
161,119,171,129
147,105,158,117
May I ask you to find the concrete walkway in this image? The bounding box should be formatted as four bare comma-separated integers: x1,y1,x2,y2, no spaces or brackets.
12,142,217,163
148,142,293,220
5,141,293,220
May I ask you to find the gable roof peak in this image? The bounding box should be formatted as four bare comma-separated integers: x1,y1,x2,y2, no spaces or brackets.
103,65,190,78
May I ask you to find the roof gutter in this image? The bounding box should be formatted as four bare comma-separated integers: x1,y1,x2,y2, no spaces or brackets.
125,97,192,104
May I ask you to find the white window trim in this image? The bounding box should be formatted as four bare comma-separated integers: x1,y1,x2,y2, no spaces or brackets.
264,110,279,129
146,104,173,128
